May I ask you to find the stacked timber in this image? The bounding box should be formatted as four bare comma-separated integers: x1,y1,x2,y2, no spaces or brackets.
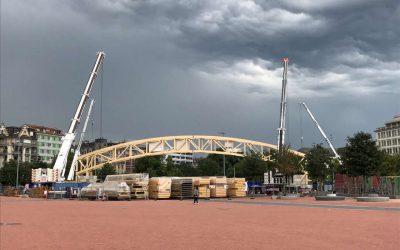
192,177,210,198
4,187,19,197
227,178,246,197
102,181,131,200
30,187,46,198
80,183,104,199
105,173,149,199
171,178,193,199
210,176,227,198
149,177,172,199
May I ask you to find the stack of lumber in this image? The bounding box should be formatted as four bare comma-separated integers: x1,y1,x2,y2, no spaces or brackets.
210,176,227,198
171,178,193,199
227,178,246,197
31,169,42,183
106,173,149,199
149,177,172,199
30,187,46,198
192,177,210,198
102,181,131,200
4,187,19,197
80,183,104,199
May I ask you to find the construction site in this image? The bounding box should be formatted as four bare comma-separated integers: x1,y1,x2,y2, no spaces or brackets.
1,51,399,250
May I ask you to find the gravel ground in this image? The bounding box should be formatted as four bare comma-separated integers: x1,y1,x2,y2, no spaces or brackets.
1,196,399,250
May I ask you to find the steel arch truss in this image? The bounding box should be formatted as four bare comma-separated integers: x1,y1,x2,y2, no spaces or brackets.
76,135,304,176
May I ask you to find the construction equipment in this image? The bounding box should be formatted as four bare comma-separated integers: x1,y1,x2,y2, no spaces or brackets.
66,99,95,180
53,52,105,180
299,102,342,164
277,58,289,153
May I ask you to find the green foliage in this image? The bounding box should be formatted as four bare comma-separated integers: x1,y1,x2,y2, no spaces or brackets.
342,132,383,176
178,162,200,176
197,158,221,176
234,153,270,182
275,146,303,177
304,144,332,183
380,153,400,176
206,152,241,177
0,160,33,186
97,163,116,181
135,156,166,177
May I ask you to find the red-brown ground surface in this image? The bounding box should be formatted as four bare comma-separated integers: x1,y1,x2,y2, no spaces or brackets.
1,196,399,250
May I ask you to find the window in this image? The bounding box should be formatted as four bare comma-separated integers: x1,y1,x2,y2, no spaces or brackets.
393,139,397,145
47,150,50,154
48,143,51,147
393,130,397,137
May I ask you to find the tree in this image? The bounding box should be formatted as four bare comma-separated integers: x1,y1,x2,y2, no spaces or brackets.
304,144,332,191
134,156,166,177
206,152,241,177
178,162,199,177
342,132,384,194
0,160,33,186
380,153,400,176
97,163,116,181
342,132,383,177
234,153,270,182
197,158,221,176
274,146,303,195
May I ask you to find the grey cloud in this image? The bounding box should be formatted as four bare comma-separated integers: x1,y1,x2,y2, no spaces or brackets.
1,0,399,150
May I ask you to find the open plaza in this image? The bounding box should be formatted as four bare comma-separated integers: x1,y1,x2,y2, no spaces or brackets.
1,196,399,250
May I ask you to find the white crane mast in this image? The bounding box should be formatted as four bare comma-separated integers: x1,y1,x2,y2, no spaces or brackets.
67,99,95,181
53,52,105,179
300,102,342,164
277,58,289,153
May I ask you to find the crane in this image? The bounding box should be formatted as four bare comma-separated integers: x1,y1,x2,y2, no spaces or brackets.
277,58,289,153
66,99,95,180
53,51,105,180
299,102,342,164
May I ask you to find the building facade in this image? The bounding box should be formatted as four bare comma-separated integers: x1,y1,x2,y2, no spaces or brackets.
80,138,116,154
0,124,38,167
166,153,194,165
375,115,400,155
27,125,64,164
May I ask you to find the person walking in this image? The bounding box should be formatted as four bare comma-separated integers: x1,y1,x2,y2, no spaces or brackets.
193,187,199,204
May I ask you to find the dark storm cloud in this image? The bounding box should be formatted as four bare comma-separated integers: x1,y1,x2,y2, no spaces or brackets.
1,0,399,149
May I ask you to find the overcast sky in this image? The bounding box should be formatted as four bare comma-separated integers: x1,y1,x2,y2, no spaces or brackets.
1,0,399,149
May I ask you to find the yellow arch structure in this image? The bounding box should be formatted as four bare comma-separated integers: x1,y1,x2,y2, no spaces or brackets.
76,135,305,177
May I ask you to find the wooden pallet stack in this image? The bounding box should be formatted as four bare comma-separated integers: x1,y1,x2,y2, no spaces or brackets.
105,173,149,199
30,187,46,198
192,177,210,198
149,177,172,199
171,178,193,199
227,178,246,197
210,176,227,198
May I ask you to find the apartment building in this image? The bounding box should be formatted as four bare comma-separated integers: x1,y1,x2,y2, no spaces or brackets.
375,115,400,155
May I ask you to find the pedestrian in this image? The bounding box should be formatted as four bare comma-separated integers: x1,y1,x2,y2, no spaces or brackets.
193,187,199,204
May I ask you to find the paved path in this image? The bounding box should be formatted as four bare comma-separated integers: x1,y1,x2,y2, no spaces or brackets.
205,199,400,212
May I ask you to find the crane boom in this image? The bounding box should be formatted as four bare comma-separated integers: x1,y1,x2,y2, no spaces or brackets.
300,102,342,164
67,99,95,181
277,58,289,153
53,52,105,179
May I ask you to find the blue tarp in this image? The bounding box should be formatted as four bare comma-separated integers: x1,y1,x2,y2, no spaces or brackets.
52,182,89,191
